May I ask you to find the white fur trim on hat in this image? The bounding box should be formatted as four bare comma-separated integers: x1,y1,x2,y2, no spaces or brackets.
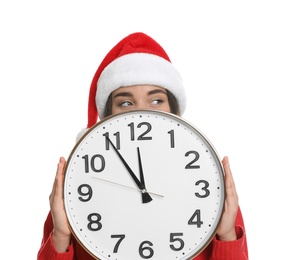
96,53,186,119
76,128,89,143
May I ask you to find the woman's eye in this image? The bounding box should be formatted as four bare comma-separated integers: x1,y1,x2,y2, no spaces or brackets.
120,101,132,107
151,99,163,105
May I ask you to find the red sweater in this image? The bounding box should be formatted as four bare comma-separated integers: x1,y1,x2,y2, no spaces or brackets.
37,207,248,260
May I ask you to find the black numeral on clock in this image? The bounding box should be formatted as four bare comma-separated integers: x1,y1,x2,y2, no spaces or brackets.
103,132,120,150
82,154,105,173
87,213,102,231
169,233,184,251
78,184,92,202
188,209,203,228
195,180,210,198
185,151,200,169
139,241,154,259
111,234,125,253
167,130,175,148
128,122,152,141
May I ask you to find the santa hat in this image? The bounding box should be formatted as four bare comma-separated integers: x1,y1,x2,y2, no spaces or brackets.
87,32,186,128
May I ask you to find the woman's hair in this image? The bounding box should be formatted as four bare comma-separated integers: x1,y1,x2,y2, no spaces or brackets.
103,89,180,118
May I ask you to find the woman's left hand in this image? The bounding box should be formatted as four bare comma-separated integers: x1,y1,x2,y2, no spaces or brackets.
216,156,238,241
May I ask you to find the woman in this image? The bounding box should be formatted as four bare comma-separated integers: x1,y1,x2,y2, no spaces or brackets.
37,32,248,260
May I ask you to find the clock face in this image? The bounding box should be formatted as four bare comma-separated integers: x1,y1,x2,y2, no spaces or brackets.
64,110,225,260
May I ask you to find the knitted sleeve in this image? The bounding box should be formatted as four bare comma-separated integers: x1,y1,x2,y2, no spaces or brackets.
210,206,248,260
193,206,248,260
37,212,74,260
209,225,248,260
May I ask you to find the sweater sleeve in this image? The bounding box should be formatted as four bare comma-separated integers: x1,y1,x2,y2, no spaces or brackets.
209,206,248,260
37,212,75,260
194,206,248,260
209,225,248,260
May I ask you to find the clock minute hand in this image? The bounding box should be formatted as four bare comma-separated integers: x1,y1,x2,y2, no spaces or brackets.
106,137,153,203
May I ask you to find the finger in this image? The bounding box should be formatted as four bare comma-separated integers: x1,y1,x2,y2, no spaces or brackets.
55,157,66,198
222,156,238,208
50,157,66,204
222,157,236,193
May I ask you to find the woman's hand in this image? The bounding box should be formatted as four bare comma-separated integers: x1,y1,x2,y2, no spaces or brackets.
216,156,238,241
50,157,71,252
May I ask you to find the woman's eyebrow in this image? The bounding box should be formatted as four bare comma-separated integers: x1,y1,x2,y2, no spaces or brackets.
113,88,167,99
148,89,167,95
112,92,133,99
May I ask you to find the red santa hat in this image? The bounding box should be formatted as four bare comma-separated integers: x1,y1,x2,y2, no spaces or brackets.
87,32,186,128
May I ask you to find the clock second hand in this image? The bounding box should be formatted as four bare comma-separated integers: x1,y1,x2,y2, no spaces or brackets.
91,176,164,198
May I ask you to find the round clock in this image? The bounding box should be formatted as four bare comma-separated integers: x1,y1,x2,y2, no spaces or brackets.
64,110,225,260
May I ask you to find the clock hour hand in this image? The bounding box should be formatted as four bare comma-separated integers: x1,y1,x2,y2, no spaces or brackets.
137,147,147,189
106,137,152,203
137,147,152,203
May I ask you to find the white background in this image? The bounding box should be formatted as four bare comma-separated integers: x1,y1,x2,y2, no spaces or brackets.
1,1,290,259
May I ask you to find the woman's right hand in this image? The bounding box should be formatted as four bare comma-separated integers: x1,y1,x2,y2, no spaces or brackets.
49,157,71,252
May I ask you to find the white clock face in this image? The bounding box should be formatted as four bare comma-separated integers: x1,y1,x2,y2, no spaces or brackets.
64,110,225,260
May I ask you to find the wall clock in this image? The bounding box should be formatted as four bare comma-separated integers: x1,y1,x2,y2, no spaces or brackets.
64,109,225,260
